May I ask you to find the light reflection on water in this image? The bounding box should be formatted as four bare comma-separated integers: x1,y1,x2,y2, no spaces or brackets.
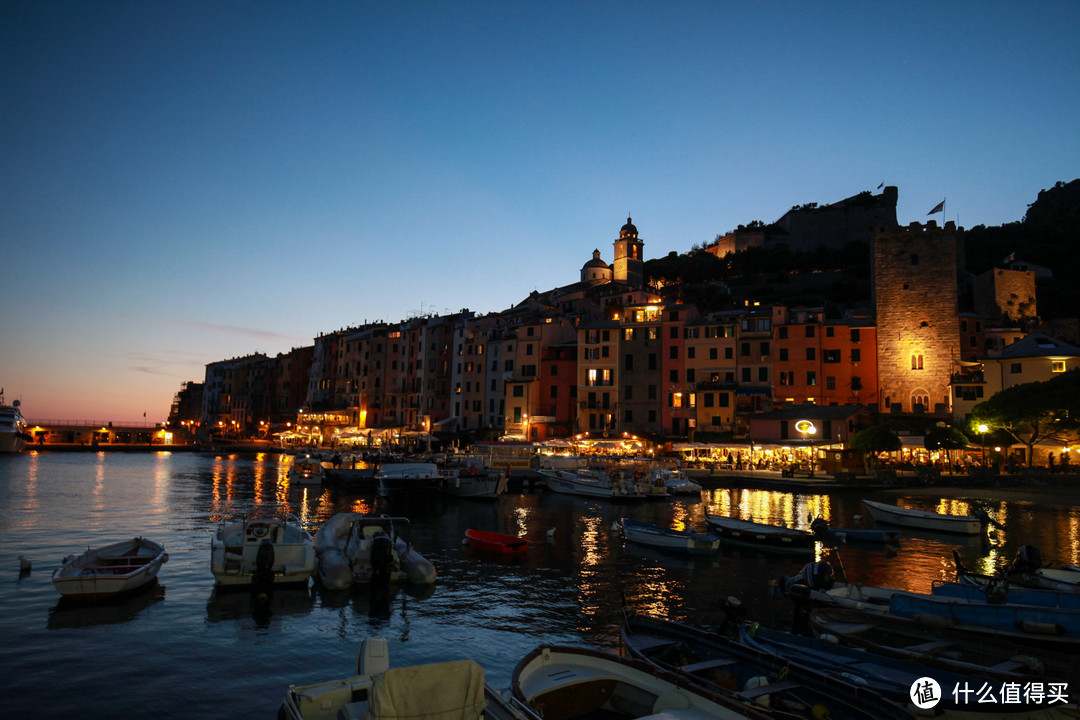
0,451,1078,719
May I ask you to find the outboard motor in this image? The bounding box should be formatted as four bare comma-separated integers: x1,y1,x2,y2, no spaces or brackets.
786,560,835,593
1009,545,1042,575
370,531,394,586
253,538,276,594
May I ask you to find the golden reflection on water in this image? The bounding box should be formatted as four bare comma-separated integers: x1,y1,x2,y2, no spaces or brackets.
511,506,530,537
703,488,831,530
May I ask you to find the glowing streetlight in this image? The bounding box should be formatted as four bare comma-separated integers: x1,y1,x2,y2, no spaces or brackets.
977,423,988,467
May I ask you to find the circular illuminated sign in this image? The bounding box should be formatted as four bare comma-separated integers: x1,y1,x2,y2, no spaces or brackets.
795,420,817,434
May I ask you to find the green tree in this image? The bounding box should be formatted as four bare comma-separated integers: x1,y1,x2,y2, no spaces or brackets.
849,425,902,475
971,369,1080,467
923,425,970,474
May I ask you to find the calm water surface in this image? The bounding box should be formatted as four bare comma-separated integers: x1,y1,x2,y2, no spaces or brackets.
2,451,1078,719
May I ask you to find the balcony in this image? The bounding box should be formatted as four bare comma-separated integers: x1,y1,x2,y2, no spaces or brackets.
950,370,985,384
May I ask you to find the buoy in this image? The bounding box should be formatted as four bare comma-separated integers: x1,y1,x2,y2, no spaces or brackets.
19,556,31,572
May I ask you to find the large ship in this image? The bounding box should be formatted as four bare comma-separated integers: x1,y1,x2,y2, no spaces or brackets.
0,391,29,453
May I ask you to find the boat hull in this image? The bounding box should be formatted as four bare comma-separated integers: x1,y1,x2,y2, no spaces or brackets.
620,518,719,555
52,537,168,599
862,498,984,535
465,529,528,554
314,513,436,590
704,514,816,554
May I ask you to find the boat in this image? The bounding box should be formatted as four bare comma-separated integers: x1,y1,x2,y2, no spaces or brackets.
619,518,720,555
210,509,315,588
0,392,29,453
619,613,911,720
465,529,529,554
932,579,1080,609
809,517,900,545
374,462,443,497
704,513,816,554
739,620,1079,715
314,513,436,590
809,606,1079,685
652,468,702,495
511,643,772,720
537,468,649,500
996,546,1080,593
52,537,168,600
442,458,509,499
287,455,326,485
861,498,986,535
281,636,523,720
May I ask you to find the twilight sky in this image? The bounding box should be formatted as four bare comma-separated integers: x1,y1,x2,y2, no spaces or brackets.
2,1,1077,423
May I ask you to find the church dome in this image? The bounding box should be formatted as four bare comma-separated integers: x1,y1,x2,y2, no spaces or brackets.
620,217,638,239
582,249,608,269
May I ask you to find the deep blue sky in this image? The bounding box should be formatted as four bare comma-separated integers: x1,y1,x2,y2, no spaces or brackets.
2,1,1077,422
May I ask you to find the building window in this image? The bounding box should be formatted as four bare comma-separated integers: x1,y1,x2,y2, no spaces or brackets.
826,376,835,390
648,354,657,370
669,346,679,359
806,371,817,386
624,385,633,400
825,326,834,338
1011,362,1022,374
624,410,633,422
709,348,718,360
741,368,751,382
824,349,840,363
687,347,695,359
758,367,768,382
669,369,678,382
850,328,861,343
648,385,657,400
851,349,861,362
670,327,678,339
512,385,524,397
806,348,816,361
624,354,633,371
704,394,714,408
779,348,789,361
911,353,924,370
741,342,750,356
851,376,862,391
1052,361,1066,373
805,325,815,338
550,386,558,398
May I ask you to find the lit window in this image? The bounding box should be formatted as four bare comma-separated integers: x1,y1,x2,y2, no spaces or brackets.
911,353,924,370
1052,361,1066,373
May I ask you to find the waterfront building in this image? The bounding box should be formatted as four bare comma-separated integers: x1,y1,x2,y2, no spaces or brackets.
618,303,664,437
660,304,693,438
772,306,878,407
734,304,774,420
685,311,738,436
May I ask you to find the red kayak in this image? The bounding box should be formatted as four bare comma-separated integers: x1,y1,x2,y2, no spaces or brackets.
465,529,529,554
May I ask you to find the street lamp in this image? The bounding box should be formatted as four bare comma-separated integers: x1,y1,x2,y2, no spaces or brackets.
977,423,988,467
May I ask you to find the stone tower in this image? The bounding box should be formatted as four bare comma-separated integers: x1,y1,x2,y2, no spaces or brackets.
613,217,644,288
872,221,964,415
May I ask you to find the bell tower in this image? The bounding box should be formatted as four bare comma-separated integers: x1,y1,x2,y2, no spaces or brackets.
613,217,644,288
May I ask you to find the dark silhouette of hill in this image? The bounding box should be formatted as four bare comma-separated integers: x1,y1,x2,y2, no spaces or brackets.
647,180,1078,320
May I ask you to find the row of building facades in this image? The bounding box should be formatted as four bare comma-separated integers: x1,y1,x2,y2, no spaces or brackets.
169,188,1080,445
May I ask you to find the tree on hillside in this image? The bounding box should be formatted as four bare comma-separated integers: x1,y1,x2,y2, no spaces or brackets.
971,369,1080,467
849,425,901,475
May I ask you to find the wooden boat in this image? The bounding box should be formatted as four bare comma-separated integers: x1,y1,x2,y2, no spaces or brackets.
619,518,719,555
861,498,985,535
739,621,1078,715
287,455,325,485
281,636,522,720
511,643,770,720
314,513,436,590
809,517,900,545
955,546,1080,594
810,607,1078,685
210,509,315,588
52,537,168,599
704,513,815,554
932,579,1080,609
465,529,529,554
619,613,911,720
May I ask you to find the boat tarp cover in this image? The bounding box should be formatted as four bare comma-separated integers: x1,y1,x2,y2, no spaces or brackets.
369,659,486,720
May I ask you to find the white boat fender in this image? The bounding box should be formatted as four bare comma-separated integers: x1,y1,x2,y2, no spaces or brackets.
839,672,868,686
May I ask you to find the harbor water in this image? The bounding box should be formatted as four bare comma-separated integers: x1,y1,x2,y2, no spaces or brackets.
2,451,1079,719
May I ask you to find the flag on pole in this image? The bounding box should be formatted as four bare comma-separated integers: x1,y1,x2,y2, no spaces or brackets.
927,199,945,215
877,182,884,189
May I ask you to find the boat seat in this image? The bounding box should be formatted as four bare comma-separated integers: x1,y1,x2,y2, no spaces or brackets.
367,660,485,720
679,658,737,674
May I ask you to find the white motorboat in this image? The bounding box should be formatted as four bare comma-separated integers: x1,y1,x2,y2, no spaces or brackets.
52,537,168,599
441,457,508,499
653,468,702,495
862,498,986,535
210,509,315,588
287,455,325,485
511,644,768,720
538,468,649,499
374,462,443,497
281,637,521,720
0,392,29,453
314,513,436,590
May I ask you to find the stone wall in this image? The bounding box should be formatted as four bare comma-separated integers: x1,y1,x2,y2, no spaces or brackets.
973,267,1037,324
